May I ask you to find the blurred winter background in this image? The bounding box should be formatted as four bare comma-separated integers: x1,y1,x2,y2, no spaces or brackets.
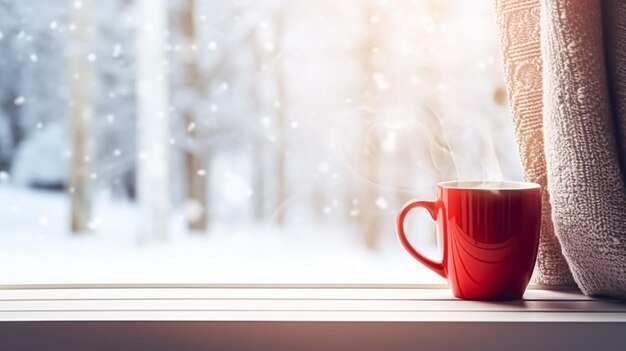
0,0,521,284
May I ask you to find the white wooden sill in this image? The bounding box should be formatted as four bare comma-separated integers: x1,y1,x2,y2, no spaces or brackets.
1,284,625,350
0,284,625,322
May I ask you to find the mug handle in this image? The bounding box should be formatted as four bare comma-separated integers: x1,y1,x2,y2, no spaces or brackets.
396,200,446,278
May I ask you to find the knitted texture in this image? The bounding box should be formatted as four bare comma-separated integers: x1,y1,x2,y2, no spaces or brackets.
496,0,626,297
603,0,626,177
541,0,626,297
495,0,575,286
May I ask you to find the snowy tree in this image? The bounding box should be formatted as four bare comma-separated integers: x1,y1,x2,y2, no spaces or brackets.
0,1,24,172
0,0,67,182
93,0,138,199
266,4,287,225
359,0,382,250
136,0,170,241
171,0,210,232
68,0,96,233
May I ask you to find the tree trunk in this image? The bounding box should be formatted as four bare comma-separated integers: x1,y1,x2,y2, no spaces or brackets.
136,0,170,241
248,31,266,222
68,0,94,234
272,9,287,225
178,0,208,232
360,2,380,250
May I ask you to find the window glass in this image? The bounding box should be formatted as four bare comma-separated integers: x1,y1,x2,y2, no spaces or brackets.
0,0,521,284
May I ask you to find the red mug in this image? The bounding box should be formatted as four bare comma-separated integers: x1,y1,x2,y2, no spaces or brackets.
396,181,542,300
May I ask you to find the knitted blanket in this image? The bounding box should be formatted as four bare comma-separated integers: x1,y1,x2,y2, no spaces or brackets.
496,0,626,298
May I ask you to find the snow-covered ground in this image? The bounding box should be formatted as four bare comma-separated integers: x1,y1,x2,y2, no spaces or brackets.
0,185,444,285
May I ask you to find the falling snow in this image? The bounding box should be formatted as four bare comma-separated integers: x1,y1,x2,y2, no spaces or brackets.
0,0,519,284
14,96,25,105
112,44,122,57
372,72,390,91
317,162,330,175
184,199,204,222
38,215,49,227
375,196,388,210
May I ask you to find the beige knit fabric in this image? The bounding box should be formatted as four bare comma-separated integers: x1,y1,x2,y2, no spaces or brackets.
495,0,575,286
496,0,626,297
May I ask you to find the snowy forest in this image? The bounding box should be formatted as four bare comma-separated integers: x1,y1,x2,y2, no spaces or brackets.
0,0,522,284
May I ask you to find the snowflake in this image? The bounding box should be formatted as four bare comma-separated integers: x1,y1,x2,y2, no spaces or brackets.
317,162,330,175
184,199,204,222
375,196,388,210
14,96,25,105
39,215,49,227
197,169,206,177
372,73,390,91
112,44,122,58
73,1,83,9
220,171,253,204
30,54,38,62
87,53,97,62
0,171,9,182
87,217,101,230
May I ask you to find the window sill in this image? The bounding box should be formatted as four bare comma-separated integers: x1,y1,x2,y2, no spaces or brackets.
1,284,624,322
1,284,625,350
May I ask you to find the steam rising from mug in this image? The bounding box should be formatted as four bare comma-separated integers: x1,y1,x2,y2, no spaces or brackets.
329,102,513,193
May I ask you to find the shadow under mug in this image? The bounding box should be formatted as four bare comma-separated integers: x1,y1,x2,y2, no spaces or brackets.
396,180,542,300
